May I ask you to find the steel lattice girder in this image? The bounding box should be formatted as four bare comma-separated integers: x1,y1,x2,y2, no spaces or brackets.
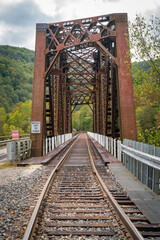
31,13,137,157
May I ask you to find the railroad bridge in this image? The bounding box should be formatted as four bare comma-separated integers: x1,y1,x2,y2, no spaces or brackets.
3,14,160,238
31,13,137,157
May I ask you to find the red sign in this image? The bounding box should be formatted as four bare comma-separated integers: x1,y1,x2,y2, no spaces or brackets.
12,130,19,140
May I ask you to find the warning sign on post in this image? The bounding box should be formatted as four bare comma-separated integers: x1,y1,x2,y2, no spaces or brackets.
12,130,19,140
31,121,41,134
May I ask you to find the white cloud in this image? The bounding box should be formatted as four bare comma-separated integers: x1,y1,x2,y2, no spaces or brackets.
0,0,159,49
0,0,62,49
34,0,56,17
0,0,23,4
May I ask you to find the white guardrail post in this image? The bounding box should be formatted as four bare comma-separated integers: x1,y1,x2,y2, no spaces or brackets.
106,136,109,151
114,139,116,158
52,137,54,150
46,138,48,154
49,138,51,152
117,140,121,161
45,132,73,155
111,138,113,155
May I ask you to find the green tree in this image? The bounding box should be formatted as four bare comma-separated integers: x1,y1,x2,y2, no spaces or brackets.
20,100,32,133
2,123,11,136
129,15,160,145
0,45,34,113
0,107,6,135
129,14,160,82
2,100,32,136
72,105,93,132
136,105,160,131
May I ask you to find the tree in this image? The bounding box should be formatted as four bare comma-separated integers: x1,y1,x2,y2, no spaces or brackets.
0,45,34,113
72,105,93,132
0,107,6,135
129,15,160,146
129,14,160,83
1,100,32,136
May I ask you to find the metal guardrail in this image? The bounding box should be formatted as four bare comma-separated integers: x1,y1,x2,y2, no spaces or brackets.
0,136,30,149
45,133,72,154
122,143,160,195
0,134,30,141
87,132,122,160
7,133,73,163
87,132,160,195
7,139,31,163
122,144,160,170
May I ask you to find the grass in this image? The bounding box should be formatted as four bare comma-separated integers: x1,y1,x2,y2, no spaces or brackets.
0,161,32,169
0,162,14,169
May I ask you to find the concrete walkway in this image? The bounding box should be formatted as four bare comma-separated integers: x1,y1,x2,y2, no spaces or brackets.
109,163,160,224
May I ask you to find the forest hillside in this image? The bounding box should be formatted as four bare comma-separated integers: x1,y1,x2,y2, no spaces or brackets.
0,45,34,136
0,45,34,113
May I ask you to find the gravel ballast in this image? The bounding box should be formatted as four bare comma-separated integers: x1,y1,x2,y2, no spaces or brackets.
0,165,53,240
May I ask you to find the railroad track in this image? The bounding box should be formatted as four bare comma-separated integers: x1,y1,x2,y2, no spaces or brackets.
23,133,160,239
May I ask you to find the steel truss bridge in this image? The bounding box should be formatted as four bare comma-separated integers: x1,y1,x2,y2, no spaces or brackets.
31,13,137,156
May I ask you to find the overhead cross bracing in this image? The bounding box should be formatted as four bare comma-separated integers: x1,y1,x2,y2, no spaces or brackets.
57,47,97,108
31,13,137,157
45,15,119,138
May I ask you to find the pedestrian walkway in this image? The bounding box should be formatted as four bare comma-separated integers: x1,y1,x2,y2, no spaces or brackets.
109,163,160,224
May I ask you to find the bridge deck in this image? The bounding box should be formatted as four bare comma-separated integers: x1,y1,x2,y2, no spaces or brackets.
109,163,160,224
19,136,160,224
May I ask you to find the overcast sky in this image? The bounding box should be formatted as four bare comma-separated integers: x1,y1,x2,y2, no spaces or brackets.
0,0,159,50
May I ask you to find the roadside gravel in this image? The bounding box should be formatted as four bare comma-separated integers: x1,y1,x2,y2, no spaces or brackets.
0,165,53,240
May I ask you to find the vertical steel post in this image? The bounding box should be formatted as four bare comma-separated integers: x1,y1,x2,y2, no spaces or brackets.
115,14,137,141
30,24,47,156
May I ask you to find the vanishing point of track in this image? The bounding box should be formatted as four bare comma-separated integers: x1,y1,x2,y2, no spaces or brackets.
23,133,145,239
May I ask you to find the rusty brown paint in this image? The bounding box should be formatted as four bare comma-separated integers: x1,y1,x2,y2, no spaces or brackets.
115,14,137,140
30,29,46,156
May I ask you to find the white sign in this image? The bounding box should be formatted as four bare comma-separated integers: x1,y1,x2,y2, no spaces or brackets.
31,121,41,134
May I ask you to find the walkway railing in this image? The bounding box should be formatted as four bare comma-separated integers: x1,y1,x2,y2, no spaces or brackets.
7,133,73,163
0,135,30,148
87,132,160,195
45,133,72,154
87,132,122,160
7,139,31,163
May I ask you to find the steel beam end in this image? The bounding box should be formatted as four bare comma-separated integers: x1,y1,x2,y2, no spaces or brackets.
36,23,48,31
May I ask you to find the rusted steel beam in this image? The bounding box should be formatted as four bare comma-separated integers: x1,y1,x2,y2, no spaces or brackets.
64,90,96,93
62,82,99,86
31,24,47,157
45,51,60,78
115,14,137,140
53,72,103,76
96,41,118,65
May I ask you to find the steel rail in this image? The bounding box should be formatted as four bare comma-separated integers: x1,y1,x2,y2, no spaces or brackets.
22,135,79,240
86,137,144,240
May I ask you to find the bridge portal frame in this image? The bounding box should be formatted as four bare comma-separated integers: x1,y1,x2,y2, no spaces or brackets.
31,13,137,157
